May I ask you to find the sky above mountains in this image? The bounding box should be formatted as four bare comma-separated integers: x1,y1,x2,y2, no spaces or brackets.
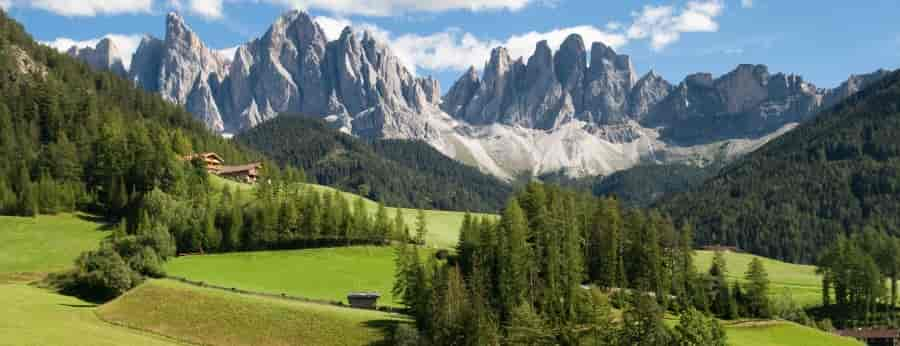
6,0,899,89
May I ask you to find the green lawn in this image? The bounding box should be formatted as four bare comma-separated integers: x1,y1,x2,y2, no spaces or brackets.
165,246,405,306
0,282,176,346
0,213,109,274
725,321,862,346
210,175,491,249
695,250,822,307
98,279,406,346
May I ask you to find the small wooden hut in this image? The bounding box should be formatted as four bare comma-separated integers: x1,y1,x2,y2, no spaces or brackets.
347,292,381,309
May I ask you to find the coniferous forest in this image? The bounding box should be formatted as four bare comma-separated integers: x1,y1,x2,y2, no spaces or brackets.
234,115,512,212
659,70,900,264
391,183,782,345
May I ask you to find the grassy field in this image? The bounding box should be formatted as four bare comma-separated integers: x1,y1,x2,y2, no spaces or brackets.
695,250,822,307
724,321,862,346
165,246,403,305
210,175,489,248
0,213,109,274
98,279,406,346
0,282,177,346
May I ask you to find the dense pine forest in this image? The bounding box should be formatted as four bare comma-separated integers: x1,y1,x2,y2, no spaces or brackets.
390,183,787,345
659,70,900,264
234,115,512,212
541,163,718,208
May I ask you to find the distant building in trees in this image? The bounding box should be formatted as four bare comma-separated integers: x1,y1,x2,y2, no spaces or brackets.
180,152,262,184
347,292,381,309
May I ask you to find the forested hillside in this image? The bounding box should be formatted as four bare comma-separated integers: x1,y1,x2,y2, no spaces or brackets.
541,163,717,208
0,10,260,218
234,115,512,212
659,69,900,263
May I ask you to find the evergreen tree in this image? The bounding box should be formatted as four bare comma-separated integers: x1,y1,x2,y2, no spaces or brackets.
744,257,771,318
497,198,530,321
415,208,428,245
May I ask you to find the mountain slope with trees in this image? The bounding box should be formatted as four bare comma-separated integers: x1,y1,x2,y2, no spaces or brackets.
234,115,512,212
658,69,900,263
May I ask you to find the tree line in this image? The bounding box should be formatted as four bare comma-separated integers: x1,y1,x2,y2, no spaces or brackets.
389,183,777,345
813,228,900,328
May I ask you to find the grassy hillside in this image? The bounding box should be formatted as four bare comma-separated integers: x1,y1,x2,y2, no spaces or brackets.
0,282,176,345
0,214,108,274
211,175,487,249
724,321,862,346
695,250,821,306
98,279,406,346
165,247,402,305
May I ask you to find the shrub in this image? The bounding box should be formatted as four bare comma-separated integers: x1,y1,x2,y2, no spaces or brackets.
53,247,141,301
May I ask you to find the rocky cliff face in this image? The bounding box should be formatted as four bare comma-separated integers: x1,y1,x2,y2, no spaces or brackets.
442,34,648,129
66,38,127,77
61,12,890,180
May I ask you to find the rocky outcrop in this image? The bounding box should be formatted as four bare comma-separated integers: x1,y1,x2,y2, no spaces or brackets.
129,36,164,92
442,34,647,129
66,38,127,77
822,69,892,108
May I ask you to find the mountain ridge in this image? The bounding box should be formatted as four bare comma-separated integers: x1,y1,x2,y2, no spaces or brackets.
60,10,889,180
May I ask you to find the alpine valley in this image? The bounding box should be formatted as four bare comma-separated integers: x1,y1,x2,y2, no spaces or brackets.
66,11,889,181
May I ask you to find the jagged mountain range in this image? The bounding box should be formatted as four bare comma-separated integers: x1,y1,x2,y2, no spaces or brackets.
63,11,890,180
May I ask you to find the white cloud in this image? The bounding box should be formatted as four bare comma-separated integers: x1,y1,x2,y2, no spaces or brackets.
169,0,225,19
42,34,144,69
316,16,627,75
741,0,753,8
6,0,152,16
627,0,724,51
263,0,532,17
313,16,353,41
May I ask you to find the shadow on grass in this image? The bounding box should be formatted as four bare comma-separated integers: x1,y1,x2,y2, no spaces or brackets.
59,303,97,308
363,319,411,346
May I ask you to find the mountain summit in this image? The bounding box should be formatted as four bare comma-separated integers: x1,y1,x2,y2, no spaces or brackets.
63,12,890,180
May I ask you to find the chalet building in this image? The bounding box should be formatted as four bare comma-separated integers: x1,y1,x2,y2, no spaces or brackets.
217,163,262,184
180,152,261,184
347,292,381,309
837,328,900,346
181,152,224,173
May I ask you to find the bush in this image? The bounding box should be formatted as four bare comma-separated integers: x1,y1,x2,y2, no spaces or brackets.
53,247,141,301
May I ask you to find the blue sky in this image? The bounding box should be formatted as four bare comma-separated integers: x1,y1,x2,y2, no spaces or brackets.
5,0,899,90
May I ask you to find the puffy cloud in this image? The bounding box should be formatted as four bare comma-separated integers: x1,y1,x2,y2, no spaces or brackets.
263,0,532,17
6,0,153,16
627,0,724,51
169,0,225,19
316,16,626,75
313,16,353,41
42,34,144,69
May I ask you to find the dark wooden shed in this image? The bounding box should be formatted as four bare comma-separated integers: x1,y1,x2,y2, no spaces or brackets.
347,292,381,309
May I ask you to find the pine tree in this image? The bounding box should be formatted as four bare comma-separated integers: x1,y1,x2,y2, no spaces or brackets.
374,201,390,243
415,208,428,245
394,208,407,242
352,197,369,241
744,257,770,318
497,198,530,321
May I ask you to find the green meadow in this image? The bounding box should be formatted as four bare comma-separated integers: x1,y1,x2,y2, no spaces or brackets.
165,246,403,305
0,213,109,274
98,279,407,346
724,321,862,346
695,250,822,307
